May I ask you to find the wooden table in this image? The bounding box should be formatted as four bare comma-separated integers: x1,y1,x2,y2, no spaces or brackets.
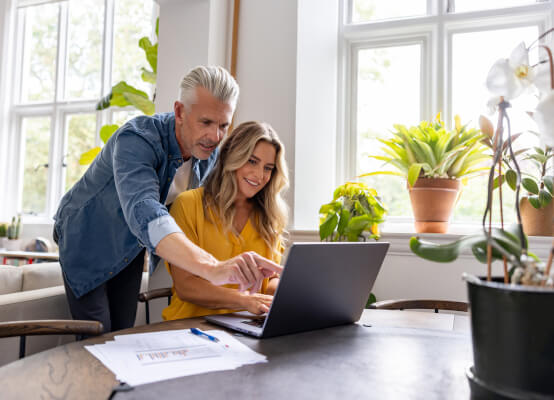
0,310,472,400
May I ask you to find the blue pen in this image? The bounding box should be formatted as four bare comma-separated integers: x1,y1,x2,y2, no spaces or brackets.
190,327,220,343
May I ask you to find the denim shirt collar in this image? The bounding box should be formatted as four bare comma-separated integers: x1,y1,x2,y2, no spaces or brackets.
167,115,183,161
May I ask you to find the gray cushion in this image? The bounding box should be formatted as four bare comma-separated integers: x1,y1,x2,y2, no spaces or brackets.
21,262,63,292
0,266,23,294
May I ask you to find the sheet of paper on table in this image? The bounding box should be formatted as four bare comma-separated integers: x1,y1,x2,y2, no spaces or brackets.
85,329,266,387
360,309,456,331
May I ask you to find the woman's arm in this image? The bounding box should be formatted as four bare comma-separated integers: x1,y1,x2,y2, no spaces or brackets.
170,264,273,314
264,276,280,296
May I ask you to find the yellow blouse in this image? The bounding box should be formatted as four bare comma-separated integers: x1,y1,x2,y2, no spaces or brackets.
162,187,281,320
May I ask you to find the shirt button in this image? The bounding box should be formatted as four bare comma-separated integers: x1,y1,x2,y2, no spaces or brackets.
109,272,113,275
168,178,171,182
124,258,128,262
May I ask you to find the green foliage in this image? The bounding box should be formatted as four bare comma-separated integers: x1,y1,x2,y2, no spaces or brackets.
80,18,159,166
361,113,490,187
96,81,155,115
365,292,377,308
0,223,7,238
319,182,387,242
410,224,526,264
498,146,553,209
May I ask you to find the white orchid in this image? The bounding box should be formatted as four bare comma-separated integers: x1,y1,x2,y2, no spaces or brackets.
486,42,535,100
532,61,551,95
485,96,502,115
534,91,554,147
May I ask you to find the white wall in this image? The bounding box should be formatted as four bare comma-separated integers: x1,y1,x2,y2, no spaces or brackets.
295,0,339,230
156,0,212,112
155,0,234,113
232,0,298,220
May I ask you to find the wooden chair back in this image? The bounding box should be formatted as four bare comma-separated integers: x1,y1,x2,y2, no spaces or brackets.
0,319,104,359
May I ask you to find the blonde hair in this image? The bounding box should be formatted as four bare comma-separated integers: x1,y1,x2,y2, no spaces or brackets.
179,66,239,110
203,121,289,257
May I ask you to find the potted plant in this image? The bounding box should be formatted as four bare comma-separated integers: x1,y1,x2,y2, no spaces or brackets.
498,143,553,236
319,182,386,242
0,222,7,250
319,182,387,306
361,114,490,233
410,29,554,399
5,215,22,251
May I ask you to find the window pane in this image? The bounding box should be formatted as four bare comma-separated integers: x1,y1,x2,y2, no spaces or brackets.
356,44,421,218
65,0,104,99
351,0,427,23
20,3,59,103
113,109,141,127
452,0,546,13
451,26,540,223
112,0,155,94
64,114,97,192
21,117,51,214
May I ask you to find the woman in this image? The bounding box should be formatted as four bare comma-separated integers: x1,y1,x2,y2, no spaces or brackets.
162,121,289,320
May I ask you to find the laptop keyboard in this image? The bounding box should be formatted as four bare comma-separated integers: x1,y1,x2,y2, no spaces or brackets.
242,317,266,328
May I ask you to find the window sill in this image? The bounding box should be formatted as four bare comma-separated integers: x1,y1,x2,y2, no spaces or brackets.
290,226,553,259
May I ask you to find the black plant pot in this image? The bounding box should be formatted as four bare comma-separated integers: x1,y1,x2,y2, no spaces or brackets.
464,274,554,400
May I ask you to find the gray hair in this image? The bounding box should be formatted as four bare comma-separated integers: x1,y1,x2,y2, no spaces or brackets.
179,66,239,110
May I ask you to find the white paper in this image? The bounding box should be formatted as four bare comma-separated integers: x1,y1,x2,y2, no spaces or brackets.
85,329,266,387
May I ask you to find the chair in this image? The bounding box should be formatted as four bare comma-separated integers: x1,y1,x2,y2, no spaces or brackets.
369,299,468,313
138,287,172,324
0,319,104,359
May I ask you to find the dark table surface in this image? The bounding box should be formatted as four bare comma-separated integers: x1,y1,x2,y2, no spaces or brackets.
0,310,472,400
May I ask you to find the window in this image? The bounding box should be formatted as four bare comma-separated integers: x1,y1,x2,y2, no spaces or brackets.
4,0,156,220
341,0,553,226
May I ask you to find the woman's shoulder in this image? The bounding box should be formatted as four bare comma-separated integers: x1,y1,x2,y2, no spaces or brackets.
174,187,204,206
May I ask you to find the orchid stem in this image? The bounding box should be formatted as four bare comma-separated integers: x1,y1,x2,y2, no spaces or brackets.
538,45,554,90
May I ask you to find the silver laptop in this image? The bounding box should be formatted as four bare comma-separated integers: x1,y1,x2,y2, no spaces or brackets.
205,241,389,338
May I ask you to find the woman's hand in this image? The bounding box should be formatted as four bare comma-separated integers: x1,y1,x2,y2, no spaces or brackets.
240,292,274,314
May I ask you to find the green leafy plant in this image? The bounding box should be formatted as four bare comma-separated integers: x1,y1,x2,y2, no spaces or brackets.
319,182,386,242
361,113,491,187
500,144,553,209
0,223,7,238
480,116,553,210
79,19,158,165
410,223,535,266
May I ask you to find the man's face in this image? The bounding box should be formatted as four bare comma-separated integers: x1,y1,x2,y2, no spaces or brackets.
174,86,234,160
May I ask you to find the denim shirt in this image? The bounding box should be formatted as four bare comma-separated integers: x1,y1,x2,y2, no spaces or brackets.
54,112,217,298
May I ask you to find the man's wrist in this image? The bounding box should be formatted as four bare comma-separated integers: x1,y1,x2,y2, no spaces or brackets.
195,254,219,281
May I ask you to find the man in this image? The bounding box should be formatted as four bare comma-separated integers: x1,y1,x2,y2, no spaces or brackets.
53,66,282,334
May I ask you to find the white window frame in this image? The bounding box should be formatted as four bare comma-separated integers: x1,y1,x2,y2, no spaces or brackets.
338,0,553,230
1,0,156,224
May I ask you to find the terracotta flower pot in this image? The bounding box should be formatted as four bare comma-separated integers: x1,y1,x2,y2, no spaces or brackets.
520,197,554,236
408,178,461,233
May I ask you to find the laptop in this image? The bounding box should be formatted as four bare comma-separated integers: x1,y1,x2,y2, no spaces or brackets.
205,241,389,338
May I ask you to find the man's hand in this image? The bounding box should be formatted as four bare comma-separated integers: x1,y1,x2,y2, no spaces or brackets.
208,251,283,292
240,292,274,314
